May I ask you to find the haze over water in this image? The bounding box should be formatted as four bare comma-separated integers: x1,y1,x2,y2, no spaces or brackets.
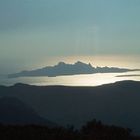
0,55,140,86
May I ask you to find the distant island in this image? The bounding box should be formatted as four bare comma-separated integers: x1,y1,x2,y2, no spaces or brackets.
116,74,140,77
8,61,139,78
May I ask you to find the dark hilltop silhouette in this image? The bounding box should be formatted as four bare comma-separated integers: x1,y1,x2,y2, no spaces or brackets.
0,80,140,135
0,87,138,140
8,61,139,78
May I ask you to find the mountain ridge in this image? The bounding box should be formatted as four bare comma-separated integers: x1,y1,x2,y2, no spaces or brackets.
8,61,139,78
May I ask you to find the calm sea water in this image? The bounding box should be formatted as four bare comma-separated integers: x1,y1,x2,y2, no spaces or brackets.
0,55,140,86
0,71,140,86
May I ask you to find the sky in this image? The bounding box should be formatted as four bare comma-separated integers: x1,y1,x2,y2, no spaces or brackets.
0,0,140,73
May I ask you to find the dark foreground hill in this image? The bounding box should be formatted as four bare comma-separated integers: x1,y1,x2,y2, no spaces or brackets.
0,97,55,127
0,81,140,134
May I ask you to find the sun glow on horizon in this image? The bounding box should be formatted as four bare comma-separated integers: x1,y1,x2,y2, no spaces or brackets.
36,55,140,71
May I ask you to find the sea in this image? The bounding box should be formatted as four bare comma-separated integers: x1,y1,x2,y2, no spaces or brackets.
0,55,140,86
0,71,140,87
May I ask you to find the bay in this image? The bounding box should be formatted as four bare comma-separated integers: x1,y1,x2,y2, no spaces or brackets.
0,71,140,87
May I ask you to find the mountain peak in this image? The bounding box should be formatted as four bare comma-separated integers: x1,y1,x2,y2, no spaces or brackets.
75,61,87,65
57,62,66,66
57,61,90,66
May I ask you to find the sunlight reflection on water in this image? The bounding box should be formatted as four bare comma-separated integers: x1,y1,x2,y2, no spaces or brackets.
1,55,140,86
0,71,140,86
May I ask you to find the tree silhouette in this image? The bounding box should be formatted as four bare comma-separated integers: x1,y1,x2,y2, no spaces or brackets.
0,119,137,140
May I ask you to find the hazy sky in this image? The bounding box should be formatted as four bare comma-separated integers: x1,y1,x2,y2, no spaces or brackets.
0,0,140,73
